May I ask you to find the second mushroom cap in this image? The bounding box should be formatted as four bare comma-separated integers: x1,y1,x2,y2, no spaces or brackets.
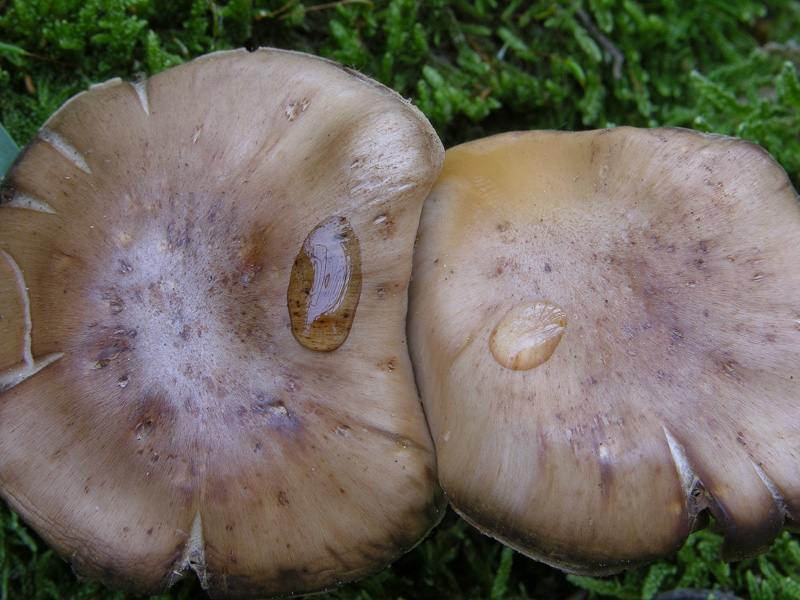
408,127,800,574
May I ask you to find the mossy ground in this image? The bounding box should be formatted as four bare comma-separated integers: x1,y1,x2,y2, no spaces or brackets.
2,1,800,599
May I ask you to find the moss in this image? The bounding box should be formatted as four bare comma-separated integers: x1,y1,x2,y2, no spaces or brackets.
3,1,800,183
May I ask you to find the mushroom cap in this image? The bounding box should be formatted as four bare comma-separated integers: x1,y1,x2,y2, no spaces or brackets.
407,128,800,575
0,48,444,598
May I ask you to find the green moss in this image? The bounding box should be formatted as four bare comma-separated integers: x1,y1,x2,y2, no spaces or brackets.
2,1,800,599
569,529,800,600
3,0,800,179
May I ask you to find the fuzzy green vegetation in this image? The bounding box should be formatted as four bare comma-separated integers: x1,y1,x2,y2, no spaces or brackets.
568,529,800,600
2,1,800,600
2,1,800,181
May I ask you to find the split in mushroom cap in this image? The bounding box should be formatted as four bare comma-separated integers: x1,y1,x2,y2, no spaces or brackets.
407,127,800,575
0,48,445,599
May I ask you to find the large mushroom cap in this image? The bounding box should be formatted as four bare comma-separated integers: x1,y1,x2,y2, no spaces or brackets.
0,48,444,598
408,128,800,575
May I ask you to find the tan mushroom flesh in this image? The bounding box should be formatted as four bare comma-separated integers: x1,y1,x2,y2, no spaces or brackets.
0,48,444,598
408,128,800,575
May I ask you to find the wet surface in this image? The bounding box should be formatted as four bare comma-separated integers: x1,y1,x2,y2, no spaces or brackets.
287,216,362,352
489,300,568,370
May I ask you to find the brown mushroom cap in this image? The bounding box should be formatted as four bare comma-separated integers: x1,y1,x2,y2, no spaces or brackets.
0,48,444,598
407,128,800,575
